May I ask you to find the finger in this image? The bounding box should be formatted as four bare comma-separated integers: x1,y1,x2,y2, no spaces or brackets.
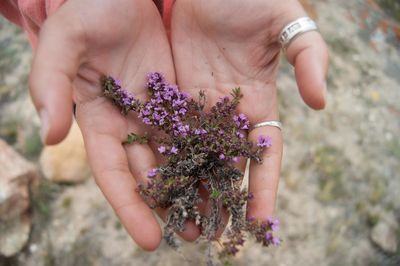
76,102,162,251
281,8,329,110
125,138,201,242
29,13,86,144
247,125,283,220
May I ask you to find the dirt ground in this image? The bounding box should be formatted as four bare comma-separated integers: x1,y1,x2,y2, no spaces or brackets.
0,0,399,265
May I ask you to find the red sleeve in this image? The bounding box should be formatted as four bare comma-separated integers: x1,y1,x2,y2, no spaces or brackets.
0,0,24,27
0,0,65,48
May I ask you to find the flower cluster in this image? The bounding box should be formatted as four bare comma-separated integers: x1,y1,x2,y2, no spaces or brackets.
101,72,280,261
102,78,139,115
139,73,191,137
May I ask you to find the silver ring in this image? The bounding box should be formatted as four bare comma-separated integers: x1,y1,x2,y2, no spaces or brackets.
279,17,318,49
251,121,282,131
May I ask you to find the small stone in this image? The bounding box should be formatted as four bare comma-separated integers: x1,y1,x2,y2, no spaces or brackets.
0,216,31,257
40,121,90,183
0,139,38,257
29,243,38,253
371,213,399,254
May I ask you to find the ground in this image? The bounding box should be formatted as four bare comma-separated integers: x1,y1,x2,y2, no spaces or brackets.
0,0,399,265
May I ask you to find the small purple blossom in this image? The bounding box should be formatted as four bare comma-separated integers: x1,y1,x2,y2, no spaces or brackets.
219,154,226,160
236,131,245,139
142,117,152,125
158,146,166,154
148,168,158,177
267,217,280,231
247,192,254,200
265,232,273,241
232,157,239,163
170,146,178,154
194,128,207,135
257,135,272,148
176,124,190,136
218,96,230,104
233,113,250,130
147,72,165,90
272,237,281,246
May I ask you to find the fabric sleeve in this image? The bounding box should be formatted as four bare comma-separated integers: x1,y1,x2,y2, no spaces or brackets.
0,0,171,47
0,0,65,48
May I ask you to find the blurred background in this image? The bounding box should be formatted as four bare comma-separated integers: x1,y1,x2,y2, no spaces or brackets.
0,0,399,265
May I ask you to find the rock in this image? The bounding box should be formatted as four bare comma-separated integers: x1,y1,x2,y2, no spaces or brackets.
371,213,399,254
0,139,38,257
0,216,31,257
40,121,90,183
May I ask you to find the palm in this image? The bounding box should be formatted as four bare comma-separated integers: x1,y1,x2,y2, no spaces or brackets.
71,0,176,250
171,0,287,116
31,0,180,250
171,0,289,222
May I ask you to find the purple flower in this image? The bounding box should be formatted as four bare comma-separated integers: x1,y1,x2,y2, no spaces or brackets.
142,117,152,125
170,146,178,154
233,113,250,129
153,112,161,121
141,108,151,116
236,132,245,139
172,115,180,122
265,232,273,241
247,192,254,200
219,154,225,160
232,157,239,163
148,168,158,177
257,135,272,148
147,72,165,90
267,217,280,231
218,96,229,104
194,128,207,135
158,146,166,154
177,124,190,136
272,237,281,246
233,115,240,126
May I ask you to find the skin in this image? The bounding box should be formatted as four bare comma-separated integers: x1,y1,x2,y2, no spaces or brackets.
170,0,328,233
28,0,328,251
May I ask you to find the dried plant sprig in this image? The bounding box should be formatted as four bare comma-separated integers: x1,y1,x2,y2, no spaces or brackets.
101,72,280,259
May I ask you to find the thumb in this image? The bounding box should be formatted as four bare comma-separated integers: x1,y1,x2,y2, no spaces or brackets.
283,17,329,110
29,13,86,144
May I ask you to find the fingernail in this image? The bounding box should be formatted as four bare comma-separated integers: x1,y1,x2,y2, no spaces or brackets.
39,109,49,144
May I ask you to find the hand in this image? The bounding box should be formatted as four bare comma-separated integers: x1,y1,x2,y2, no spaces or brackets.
170,0,328,229
28,0,199,250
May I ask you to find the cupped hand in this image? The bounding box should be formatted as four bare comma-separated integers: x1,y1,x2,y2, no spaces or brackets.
170,0,328,230
29,0,200,250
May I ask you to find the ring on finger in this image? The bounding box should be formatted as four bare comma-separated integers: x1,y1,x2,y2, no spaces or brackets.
279,16,318,50
251,120,282,131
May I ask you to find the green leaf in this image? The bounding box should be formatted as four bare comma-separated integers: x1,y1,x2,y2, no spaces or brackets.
211,190,221,199
124,132,149,145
